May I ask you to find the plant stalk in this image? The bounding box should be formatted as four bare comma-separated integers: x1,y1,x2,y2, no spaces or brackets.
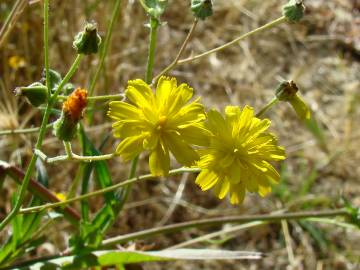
178,16,287,65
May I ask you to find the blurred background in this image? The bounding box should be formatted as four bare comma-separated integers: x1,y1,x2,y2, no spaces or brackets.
0,0,359,269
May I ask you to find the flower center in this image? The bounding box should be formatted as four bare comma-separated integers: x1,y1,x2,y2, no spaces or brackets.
156,115,167,130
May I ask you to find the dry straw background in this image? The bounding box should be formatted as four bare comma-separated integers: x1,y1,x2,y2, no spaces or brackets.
0,0,360,269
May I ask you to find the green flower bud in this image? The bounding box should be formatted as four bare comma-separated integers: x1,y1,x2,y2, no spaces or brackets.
53,112,79,141
275,80,311,120
14,82,48,107
41,69,62,92
141,0,168,18
53,88,88,141
282,0,305,23
191,0,213,20
73,22,101,55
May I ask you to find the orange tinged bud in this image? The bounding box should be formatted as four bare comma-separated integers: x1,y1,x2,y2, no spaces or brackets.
63,88,88,121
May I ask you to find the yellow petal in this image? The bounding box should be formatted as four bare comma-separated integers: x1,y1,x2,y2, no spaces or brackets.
107,101,141,120
207,109,229,135
149,142,170,176
116,134,146,161
237,105,254,133
165,131,199,166
170,101,205,127
213,179,230,199
112,120,143,138
195,170,219,191
258,185,272,197
167,83,194,114
155,76,177,107
178,123,211,146
126,79,155,108
143,132,159,150
230,182,246,204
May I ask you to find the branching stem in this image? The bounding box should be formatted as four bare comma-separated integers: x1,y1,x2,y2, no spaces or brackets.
178,16,287,65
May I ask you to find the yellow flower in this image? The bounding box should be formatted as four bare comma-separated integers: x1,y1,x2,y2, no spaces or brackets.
108,76,210,176
55,193,66,202
195,105,286,204
8,55,26,70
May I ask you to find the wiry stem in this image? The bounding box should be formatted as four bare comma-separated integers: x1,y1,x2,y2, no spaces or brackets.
0,123,53,136
101,208,351,247
256,97,279,118
34,146,114,164
152,19,198,84
178,16,287,65
44,0,50,95
19,167,199,214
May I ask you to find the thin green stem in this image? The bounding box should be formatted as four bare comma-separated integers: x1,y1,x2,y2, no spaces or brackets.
101,208,350,247
88,0,122,96
0,123,53,136
44,0,50,94
178,16,287,65
34,149,114,163
57,93,124,102
19,167,199,214
145,17,159,84
50,54,83,103
256,97,279,118
168,221,266,250
152,19,198,84
0,55,83,231
87,0,122,123
307,217,359,230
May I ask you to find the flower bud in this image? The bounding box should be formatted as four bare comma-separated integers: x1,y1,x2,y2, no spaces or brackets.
139,0,168,19
275,80,311,120
53,88,88,141
282,0,305,23
191,0,213,20
40,68,62,92
14,82,48,107
73,22,101,55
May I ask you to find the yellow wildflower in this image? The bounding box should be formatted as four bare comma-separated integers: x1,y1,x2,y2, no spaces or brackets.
108,76,210,176
55,193,66,202
8,56,26,70
195,105,286,204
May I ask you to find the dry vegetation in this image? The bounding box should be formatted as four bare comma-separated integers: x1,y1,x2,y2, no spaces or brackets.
0,0,359,269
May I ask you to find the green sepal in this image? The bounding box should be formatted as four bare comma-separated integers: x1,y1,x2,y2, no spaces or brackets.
141,0,168,18
73,22,102,55
14,82,48,107
282,0,305,23
191,0,213,20
53,112,79,141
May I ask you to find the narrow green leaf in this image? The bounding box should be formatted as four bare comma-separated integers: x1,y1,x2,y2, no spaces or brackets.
14,249,263,269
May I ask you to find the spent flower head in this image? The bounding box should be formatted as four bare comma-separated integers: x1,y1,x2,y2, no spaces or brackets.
195,105,286,204
275,80,311,120
108,76,210,176
53,88,88,141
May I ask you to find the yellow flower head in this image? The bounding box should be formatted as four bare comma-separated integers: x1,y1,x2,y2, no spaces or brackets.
108,76,210,176
8,55,26,70
195,105,286,204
